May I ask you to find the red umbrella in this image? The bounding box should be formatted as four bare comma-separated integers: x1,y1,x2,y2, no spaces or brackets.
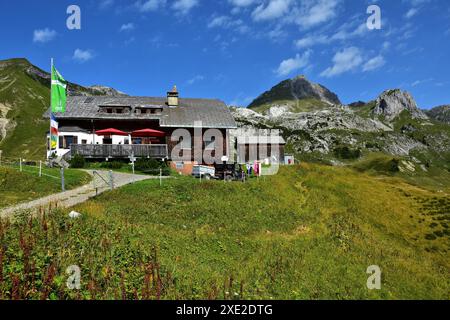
96,128,128,136
131,129,166,137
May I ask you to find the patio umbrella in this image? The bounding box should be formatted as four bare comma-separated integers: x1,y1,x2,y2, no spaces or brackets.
131,129,166,137
95,128,128,136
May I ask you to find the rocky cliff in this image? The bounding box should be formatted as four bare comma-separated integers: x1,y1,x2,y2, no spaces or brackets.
372,89,428,121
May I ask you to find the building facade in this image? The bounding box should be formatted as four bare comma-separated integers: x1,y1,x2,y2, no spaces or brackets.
46,87,237,172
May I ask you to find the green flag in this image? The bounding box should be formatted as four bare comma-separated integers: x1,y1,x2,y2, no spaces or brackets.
51,66,67,113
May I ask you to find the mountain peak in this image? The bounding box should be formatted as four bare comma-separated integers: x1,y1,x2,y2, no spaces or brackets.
248,75,341,112
427,105,450,124
373,89,428,121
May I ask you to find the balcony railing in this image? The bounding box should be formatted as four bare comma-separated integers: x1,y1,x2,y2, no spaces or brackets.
70,144,168,159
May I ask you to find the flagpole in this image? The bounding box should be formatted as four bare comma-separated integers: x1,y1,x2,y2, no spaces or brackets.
49,58,54,158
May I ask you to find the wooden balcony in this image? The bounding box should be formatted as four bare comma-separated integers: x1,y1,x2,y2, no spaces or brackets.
70,144,168,159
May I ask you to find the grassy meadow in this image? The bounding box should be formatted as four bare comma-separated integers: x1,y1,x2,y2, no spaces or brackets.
0,166,91,208
0,162,448,300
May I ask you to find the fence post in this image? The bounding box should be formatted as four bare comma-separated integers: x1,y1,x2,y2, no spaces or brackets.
60,167,65,192
20,158,22,172
39,161,42,177
159,168,162,187
109,170,114,190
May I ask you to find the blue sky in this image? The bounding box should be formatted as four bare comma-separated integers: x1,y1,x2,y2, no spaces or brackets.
1,0,449,108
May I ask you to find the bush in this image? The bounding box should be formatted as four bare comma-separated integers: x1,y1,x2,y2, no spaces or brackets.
334,146,362,160
389,158,400,173
135,159,169,175
100,161,124,170
70,154,86,168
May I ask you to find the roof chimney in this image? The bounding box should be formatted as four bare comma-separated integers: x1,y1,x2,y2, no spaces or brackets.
167,85,179,107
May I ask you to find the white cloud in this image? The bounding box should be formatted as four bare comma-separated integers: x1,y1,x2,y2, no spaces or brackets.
172,0,199,15
73,49,95,63
411,78,433,87
228,0,256,7
33,28,57,43
363,55,385,72
320,47,363,77
187,75,205,85
99,0,114,9
252,0,292,21
275,50,312,77
405,8,418,18
294,21,366,49
135,0,166,12
294,0,340,29
207,15,249,33
120,23,135,32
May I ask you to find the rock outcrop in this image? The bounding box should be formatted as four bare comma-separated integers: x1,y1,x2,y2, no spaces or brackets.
372,89,428,121
231,86,450,165
427,105,450,124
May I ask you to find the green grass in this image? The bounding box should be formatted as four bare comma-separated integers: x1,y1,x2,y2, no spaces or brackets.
0,59,50,159
0,166,91,208
0,58,105,159
0,164,448,300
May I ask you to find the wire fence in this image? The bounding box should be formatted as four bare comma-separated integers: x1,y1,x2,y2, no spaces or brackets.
0,151,66,190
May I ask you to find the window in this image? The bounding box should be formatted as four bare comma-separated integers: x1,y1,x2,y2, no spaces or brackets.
81,140,87,145
59,136,78,149
136,108,162,115
99,106,131,114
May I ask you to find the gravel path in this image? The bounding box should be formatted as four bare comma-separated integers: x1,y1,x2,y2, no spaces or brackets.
0,170,163,218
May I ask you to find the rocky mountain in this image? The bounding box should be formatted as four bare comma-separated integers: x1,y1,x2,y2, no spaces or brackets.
87,85,127,97
373,89,428,121
248,75,341,115
426,105,450,124
233,79,450,172
0,58,125,158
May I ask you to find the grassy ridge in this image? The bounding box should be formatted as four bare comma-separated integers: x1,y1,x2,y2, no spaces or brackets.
0,164,448,299
0,167,91,208
0,59,50,159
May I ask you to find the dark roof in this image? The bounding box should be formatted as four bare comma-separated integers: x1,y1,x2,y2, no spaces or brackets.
59,126,89,133
47,96,237,129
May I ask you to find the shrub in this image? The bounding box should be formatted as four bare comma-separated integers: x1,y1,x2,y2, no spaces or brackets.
70,154,86,168
389,158,400,173
333,146,361,160
135,159,169,175
100,161,124,170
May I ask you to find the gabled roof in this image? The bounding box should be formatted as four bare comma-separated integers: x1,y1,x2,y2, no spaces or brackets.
47,96,237,129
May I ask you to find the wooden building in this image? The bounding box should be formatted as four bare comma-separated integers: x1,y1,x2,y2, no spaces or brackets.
46,87,237,173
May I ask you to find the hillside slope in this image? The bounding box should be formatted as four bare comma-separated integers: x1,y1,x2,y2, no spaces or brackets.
0,58,124,159
1,164,448,299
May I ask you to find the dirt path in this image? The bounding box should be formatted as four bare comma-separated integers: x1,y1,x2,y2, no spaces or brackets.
0,170,163,218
